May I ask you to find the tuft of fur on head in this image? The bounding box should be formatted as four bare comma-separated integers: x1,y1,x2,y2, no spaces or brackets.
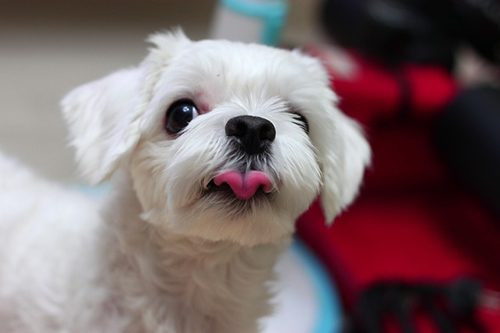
62,29,370,246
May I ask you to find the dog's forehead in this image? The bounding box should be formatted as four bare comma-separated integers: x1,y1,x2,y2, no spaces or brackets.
155,40,324,103
182,40,308,77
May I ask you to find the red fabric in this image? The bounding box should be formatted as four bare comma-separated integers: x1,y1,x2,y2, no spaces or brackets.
298,46,500,331
305,47,457,126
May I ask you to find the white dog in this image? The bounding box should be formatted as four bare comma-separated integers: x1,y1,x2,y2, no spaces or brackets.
0,30,370,333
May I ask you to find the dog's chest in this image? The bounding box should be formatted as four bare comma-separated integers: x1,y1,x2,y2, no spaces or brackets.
110,234,283,333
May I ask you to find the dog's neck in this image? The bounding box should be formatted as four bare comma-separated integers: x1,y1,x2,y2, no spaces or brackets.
102,173,286,333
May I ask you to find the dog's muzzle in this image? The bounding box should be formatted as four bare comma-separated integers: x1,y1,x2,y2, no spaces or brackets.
225,115,275,155
205,116,276,201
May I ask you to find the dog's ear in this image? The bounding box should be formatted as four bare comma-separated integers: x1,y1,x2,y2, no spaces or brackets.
318,111,371,224
295,52,371,224
61,68,143,184
62,29,191,184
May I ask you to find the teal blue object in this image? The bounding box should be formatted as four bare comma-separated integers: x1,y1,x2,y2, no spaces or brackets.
69,183,110,197
292,239,342,333
221,0,288,46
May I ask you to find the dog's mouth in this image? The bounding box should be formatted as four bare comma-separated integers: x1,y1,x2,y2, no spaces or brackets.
205,170,275,201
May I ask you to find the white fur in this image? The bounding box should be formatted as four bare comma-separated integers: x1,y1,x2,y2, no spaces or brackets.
0,30,370,333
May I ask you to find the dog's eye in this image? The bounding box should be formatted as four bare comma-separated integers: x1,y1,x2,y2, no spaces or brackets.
165,100,199,135
292,113,309,134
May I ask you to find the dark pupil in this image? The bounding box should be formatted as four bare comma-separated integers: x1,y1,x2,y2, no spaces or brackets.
166,104,195,134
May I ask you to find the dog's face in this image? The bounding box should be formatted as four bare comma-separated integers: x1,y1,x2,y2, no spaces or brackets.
62,30,370,246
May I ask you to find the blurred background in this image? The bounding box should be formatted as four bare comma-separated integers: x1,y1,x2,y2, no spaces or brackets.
2,0,500,332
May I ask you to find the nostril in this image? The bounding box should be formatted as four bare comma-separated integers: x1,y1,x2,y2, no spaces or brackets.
225,118,248,138
225,115,276,155
259,122,276,142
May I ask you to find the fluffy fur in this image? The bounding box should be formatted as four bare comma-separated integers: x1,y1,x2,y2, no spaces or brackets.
0,30,370,333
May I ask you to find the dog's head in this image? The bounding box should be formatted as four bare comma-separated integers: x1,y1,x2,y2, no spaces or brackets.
62,30,370,246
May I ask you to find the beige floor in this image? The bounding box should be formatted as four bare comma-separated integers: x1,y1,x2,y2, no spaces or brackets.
1,0,321,183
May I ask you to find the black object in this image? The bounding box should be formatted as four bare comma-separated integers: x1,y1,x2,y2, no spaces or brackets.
345,278,485,333
320,0,500,68
453,0,500,65
434,86,500,217
225,116,276,155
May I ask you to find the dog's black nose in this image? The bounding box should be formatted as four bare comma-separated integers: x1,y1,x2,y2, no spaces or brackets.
225,115,276,155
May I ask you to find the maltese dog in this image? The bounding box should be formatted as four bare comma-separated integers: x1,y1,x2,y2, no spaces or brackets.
0,30,370,333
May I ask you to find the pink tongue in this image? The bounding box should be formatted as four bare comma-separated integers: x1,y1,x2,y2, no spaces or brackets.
213,171,272,200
